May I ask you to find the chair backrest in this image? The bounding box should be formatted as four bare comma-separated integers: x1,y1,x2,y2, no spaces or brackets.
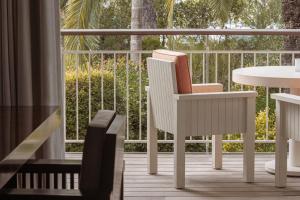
79,110,125,200
152,49,192,94
147,58,178,133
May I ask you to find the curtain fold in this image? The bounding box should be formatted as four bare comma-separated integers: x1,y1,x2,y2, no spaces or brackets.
0,0,64,159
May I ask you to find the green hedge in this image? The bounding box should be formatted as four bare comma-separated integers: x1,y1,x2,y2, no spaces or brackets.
65,57,148,152
65,68,122,151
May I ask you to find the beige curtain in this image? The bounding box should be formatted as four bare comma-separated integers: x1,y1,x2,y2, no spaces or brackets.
0,0,64,159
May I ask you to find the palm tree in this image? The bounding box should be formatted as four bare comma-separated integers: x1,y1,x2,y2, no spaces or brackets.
281,0,300,64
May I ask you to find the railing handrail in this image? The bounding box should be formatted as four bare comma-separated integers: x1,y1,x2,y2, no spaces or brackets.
62,50,300,54
60,28,300,36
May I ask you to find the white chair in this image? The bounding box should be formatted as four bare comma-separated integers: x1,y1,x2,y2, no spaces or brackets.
272,93,300,187
146,50,257,188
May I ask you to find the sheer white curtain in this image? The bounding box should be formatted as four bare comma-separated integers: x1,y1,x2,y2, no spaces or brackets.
0,0,64,159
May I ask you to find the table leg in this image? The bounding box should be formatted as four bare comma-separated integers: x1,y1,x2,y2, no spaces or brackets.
265,88,300,176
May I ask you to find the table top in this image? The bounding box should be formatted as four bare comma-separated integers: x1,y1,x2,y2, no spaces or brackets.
232,66,300,88
0,106,61,189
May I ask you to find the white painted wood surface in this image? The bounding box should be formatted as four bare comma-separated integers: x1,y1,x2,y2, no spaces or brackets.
272,93,300,107
272,94,300,141
147,89,158,174
147,58,257,188
243,97,256,183
212,135,223,169
233,66,300,88
272,93,300,187
147,58,178,133
274,100,288,188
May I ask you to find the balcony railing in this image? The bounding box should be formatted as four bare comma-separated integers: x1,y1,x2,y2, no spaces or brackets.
60,29,300,152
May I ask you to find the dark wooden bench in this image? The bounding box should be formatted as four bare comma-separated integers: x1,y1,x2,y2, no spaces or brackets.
0,110,125,200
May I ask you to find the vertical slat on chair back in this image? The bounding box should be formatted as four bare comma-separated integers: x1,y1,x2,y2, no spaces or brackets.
279,102,300,141
147,58,178,133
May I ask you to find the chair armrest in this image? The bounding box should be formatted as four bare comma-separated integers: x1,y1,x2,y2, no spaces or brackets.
174,91,257,101
192,83,223,93
18,159,81,174
271,93,300,105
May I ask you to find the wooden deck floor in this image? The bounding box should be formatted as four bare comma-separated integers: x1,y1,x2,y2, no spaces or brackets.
123,153,300,200
66,153,300,200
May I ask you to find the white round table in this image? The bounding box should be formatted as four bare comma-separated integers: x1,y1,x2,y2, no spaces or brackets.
233,66,300,176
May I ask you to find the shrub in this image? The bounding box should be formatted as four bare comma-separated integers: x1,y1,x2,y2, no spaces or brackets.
65,57,148,152
65,68,123,151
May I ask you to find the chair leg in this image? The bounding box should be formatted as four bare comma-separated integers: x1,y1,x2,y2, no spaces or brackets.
275,127,287,187
212,135,222,169
147,91,157,174
243,132,255,183
274,100,287,187
174,133,185,189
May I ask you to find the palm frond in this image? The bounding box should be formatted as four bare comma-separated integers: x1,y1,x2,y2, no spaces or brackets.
166,0,174,28
209,0,233,24
60,0,68,9
64,0,101,50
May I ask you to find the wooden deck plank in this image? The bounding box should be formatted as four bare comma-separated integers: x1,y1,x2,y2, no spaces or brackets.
66,153,300,200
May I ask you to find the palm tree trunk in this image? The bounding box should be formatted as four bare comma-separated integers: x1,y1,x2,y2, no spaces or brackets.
282,0,300,64
167,0,175,49
143,0,157,29
130,0,143,62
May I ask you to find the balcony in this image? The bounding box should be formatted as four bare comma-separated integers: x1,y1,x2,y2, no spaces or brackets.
61,29,300,199
2,0,300,199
